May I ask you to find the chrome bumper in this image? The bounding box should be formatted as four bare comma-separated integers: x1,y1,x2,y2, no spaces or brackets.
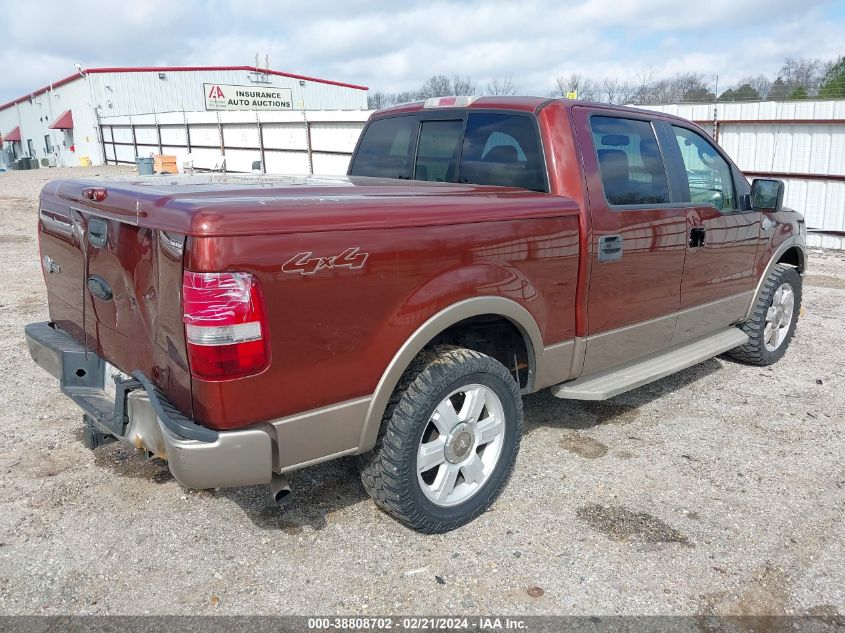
24,321,274,490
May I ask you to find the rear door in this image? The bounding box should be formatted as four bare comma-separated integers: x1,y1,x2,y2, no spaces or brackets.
572,108,688,374
661,122,761,343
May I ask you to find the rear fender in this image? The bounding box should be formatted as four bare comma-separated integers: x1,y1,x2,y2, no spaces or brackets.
357,283,545,454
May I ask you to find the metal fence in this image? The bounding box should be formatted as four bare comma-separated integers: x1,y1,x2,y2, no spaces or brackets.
99,109,371,175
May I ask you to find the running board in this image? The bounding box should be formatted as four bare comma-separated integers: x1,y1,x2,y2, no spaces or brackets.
551,328,748,401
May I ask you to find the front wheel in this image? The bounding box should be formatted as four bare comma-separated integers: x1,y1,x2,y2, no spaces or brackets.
359,347,523,533
729,264,802,366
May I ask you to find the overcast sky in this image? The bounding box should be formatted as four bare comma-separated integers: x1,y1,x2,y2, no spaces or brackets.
1,0,843,102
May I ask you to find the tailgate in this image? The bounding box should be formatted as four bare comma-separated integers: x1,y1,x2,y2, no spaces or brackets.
38,181,193,417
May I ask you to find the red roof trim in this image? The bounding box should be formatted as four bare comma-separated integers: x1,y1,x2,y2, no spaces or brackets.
48,110,74,130
0,65,368,112
3,126,21,142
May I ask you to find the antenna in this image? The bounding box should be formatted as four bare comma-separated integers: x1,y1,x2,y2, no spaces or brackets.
248,54,270,84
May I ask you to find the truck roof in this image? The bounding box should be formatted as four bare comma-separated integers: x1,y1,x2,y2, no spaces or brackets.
371,96,694,126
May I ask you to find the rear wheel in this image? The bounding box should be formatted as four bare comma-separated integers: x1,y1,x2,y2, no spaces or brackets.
729,264,802,366
359,347,522,533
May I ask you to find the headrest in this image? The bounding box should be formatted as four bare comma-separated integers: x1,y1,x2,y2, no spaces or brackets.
597,149,629,181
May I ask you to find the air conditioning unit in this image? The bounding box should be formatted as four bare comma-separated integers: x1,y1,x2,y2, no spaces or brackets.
48,156,58,167
41,158,50,167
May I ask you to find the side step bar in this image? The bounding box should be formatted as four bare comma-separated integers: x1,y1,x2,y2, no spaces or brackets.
551,328,748,401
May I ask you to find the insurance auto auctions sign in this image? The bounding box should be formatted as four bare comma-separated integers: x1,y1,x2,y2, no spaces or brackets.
203,84,294,111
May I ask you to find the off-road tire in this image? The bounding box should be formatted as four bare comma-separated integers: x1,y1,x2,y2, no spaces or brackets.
358,347,523,533
728,264,802,366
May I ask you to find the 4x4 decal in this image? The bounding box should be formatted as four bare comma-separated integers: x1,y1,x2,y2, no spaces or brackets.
282,247,369,275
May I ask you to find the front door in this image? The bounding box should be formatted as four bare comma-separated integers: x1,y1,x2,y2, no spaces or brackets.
572,108,689,374
662,123,761,343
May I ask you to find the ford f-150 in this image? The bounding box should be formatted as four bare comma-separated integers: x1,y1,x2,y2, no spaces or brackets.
25,96,806,532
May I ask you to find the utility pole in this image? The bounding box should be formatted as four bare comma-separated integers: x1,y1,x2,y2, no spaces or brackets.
713,74,719,141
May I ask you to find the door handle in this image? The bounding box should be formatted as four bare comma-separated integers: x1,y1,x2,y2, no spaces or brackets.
598,234,623,262
689,227,706,248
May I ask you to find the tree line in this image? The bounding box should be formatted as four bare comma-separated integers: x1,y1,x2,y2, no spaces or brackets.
367,56,845,109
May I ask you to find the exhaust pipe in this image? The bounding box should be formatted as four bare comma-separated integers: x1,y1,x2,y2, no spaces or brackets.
270,473,293,508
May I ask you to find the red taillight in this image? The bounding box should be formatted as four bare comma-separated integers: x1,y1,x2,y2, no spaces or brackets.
182,271,270,379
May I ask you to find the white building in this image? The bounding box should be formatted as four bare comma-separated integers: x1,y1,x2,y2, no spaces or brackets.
0,65,368,169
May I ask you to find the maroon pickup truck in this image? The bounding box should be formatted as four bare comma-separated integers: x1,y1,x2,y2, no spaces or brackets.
26,96,806,533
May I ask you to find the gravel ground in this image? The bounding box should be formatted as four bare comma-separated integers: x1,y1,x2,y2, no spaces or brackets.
0,166,842,617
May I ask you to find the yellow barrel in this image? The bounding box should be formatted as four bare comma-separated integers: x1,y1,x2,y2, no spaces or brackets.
79,156,92,167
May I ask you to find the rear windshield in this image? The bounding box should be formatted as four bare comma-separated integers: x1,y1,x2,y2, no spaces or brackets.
350,112,547,192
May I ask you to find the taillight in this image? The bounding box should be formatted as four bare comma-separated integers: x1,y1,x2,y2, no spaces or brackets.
182,271,270,379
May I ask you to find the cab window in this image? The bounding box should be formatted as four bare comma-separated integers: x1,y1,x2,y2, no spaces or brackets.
414,120,464,182
349,116,416,179
590,116,670,206
672,125,736,211
459,113,547,192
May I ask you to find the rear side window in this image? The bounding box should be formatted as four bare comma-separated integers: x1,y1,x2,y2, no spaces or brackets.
349,116,416,179
414,120,464,182
590,116,670,206
672,125,736,211
459,113,547,192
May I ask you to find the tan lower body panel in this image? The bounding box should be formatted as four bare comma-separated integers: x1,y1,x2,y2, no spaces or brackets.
552,327,748,400
270,396,371,472
583,313,677,375
672,292,754,345
534,339,577,390
581,291,754,375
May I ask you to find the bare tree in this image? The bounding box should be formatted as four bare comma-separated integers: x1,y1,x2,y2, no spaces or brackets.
367,92,391,110
486,77,518,96
367,54,845,109
553,74,598,101
736,74,772,100
451,75,478,96
628,71,656,104
393,91,417,104
779,58,823,92
417,75,453,98
672,72,713,101
598,78,636,105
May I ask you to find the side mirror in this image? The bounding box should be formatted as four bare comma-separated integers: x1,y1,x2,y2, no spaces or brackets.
751,178,784,212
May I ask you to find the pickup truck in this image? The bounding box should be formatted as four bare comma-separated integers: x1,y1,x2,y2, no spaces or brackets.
26,96,806,533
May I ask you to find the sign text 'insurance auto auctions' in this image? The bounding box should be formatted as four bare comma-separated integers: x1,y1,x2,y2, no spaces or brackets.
203,84,294,111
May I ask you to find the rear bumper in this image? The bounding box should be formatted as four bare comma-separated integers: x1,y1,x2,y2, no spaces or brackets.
24,321,274,489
